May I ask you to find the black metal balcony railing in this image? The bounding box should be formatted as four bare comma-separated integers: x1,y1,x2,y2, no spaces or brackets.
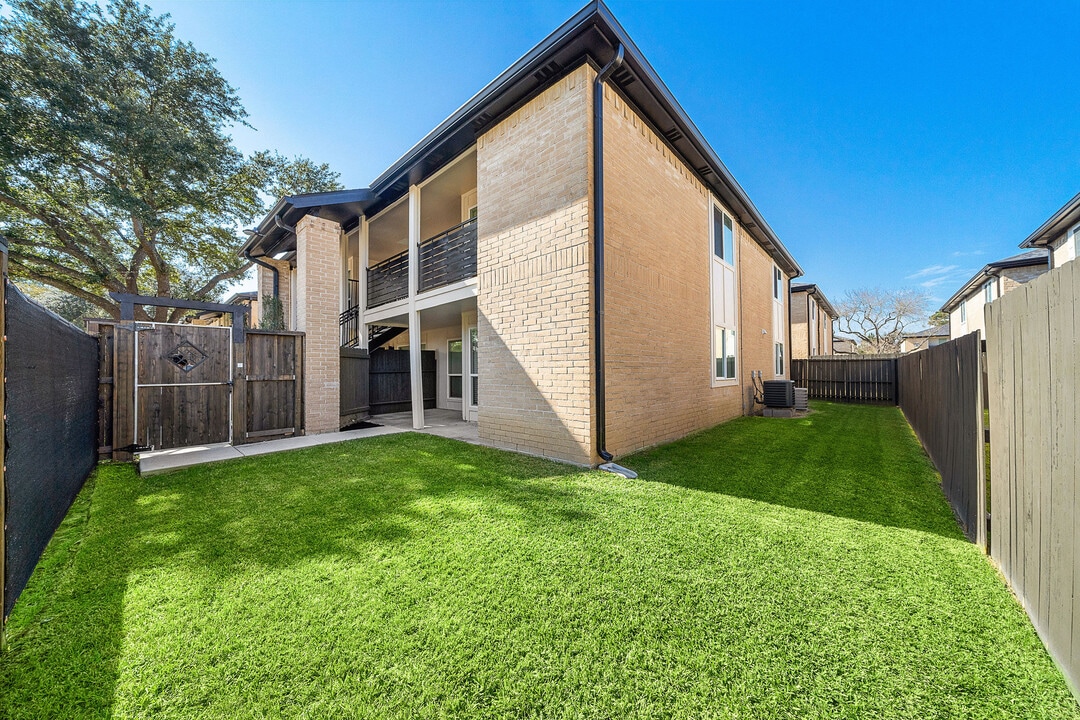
367,250,409,308
419,217,477,293
363,217,478,310
340,303,359,347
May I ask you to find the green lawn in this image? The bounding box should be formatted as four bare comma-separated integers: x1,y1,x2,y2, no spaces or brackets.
2,402,1076,718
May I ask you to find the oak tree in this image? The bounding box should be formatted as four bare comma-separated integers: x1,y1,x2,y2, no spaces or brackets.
0,0,340,321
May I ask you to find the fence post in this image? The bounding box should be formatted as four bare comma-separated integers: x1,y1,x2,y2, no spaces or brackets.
975,330,987,551
0,236,7,643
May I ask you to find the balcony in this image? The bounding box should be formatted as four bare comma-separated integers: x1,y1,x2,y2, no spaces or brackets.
418,217,477,293
367,250,409,308
365,217,477,310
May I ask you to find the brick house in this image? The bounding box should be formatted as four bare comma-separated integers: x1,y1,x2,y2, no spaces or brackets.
940,249,1049,341
789,283,837,358
1019,191,1080,269
240,1,803,467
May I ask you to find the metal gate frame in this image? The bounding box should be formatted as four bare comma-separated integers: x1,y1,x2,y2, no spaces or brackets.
133,321,234,449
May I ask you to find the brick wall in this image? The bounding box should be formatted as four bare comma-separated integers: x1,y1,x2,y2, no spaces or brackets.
475,64,595,465
1000,264,1049,293
739,228,787,391
791,291,810,359
295,215,342,434
256,258,293,330
603,85,788,457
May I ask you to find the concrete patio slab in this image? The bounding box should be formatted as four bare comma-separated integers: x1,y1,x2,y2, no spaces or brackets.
137,424,406,476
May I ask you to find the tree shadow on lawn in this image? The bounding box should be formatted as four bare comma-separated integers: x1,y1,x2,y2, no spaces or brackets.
624,402,968,541
0,432,596,719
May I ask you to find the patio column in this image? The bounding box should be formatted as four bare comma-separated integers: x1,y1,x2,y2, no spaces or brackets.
358,216,369,350
295,213,342,434
408,184,425,429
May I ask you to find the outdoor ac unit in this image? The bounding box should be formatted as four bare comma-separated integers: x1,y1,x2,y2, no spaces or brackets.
794,387,809,411
762,380,795,408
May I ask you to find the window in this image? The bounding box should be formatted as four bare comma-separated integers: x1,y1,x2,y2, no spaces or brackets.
810,301,816,321
448,339,463,399
772,264,785,376
710,202,738,382
984,281,994,303
960,299,967,324
469,327,478,406
712,206,734,264
714,327,736,380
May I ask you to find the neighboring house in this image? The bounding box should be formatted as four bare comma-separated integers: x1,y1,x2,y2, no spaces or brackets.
239,1,803,466
190,291,258,328
1019,191,1080,269
940,250,1049,340
833,337,858,354
790,283,837,358
901,324,950,353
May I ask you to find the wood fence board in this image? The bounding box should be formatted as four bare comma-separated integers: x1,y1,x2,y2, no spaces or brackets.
987,258,1080,699
896,333,984,545
1047,269,1074,664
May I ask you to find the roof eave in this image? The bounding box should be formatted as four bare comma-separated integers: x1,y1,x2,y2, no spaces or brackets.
1020,190,1080,248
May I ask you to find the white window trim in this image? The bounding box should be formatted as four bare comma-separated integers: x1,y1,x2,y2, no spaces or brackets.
710,199,738,387
772,265,785,378
448,337,463,400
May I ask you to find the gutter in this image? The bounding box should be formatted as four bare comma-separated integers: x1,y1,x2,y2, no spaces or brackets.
592,44,637,480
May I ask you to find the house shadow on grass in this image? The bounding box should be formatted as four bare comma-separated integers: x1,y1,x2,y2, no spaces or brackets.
0,434,596,718
623,401,969,541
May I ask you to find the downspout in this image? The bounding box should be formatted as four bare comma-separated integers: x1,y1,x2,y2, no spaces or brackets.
243,231,279,297
592,45,637,480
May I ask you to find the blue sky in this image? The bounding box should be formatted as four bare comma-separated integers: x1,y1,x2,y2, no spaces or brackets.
149,0,1080,308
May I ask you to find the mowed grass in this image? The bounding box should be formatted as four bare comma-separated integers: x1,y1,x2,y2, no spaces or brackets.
2,402,1077,718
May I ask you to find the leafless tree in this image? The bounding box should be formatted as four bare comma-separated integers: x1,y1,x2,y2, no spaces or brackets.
836,287,930,354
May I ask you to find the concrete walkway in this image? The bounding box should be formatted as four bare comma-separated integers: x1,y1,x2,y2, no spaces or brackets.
137,409,481,476
138,424,405,476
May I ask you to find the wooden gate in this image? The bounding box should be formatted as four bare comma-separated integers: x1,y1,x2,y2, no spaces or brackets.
134,322,232,449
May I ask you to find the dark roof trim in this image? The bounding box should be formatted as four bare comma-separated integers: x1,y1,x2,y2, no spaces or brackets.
1020,190,1080,249
939,249,1048,313
241,0,802,276
241,188,378,257
790,282,838,317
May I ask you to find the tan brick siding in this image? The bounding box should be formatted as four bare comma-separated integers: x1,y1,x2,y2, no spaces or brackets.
475,64,595,465
740,231,789,385
295,215,342,434
1000,264,1049,293
603,85,782,457
256,259,292,330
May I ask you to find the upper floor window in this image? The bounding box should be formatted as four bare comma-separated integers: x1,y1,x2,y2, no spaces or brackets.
711,202,737,382
773,267,782,300
983,281,994,303
810,300,816,321
712,206,734,265
960,299,967,323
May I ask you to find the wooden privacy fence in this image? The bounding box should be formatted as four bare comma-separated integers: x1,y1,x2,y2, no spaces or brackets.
790,355,898,403
986,258,1080,698
243,331,304,441
340,346,370,420
369,349,436,414
896,332,986,546
98,311,304,458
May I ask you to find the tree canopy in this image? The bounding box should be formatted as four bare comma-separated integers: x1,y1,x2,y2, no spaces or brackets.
0,0,341,321
835,287,930,354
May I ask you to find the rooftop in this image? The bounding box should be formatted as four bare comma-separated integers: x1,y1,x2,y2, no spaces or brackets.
241,0,802,277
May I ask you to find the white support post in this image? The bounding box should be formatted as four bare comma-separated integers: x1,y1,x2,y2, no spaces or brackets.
408,185,424,430
359,217,369,350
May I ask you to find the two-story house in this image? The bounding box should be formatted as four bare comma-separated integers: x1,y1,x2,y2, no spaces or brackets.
1019,191,1080,269
789,283,837,359
240,1,803,467
940,250,1049,341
